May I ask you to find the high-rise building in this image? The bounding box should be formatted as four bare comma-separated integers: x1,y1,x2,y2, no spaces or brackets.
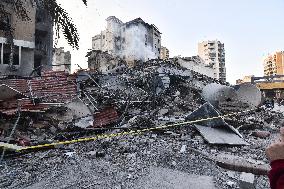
160,46,169,60
263,51,284,76
92,16,161,66
198,40,226,82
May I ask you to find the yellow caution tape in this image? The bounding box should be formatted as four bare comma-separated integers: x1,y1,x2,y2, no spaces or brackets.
0,109,253,152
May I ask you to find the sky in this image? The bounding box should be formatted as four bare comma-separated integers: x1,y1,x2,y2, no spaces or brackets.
56,0,284,84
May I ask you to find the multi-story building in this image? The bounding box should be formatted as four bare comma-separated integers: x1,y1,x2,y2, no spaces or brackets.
52,47,71,73
34,8,53,74
0,1,53,76
263,51,284,76
198,40,226,82
160,46,169,60
92,16,161,66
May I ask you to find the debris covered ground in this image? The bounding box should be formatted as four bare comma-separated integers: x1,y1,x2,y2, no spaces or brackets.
0,59,283,189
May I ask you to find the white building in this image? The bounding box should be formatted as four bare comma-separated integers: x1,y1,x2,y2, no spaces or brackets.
198,40,226,82
92,16,162,66
52,47,71,73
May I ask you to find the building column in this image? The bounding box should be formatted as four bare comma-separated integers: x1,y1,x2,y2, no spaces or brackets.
19,46,22,65
1,43,3,64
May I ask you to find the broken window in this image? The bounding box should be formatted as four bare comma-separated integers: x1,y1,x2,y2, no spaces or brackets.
2,44,20,65
3,43,10,64
13,46,19,65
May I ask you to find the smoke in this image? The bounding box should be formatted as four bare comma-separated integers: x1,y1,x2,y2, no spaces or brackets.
119,25,156,62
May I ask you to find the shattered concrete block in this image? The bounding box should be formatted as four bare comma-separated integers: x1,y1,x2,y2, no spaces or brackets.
158,109,168,116
239,172,255,189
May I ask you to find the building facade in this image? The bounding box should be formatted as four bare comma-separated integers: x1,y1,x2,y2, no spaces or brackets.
198,40,226,82
52,47,71,73
160,46,169,60
0,1,53,77
263,51,284,76
92,16,161,66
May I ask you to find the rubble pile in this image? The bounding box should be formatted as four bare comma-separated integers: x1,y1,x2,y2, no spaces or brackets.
0,59,284,189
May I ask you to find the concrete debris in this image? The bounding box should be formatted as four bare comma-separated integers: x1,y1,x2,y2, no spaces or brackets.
239,172,255,189
0,59,282,189
186,102,248,145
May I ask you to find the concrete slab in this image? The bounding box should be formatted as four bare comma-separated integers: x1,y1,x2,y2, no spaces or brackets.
195,125,249,145
239,172,255,189
134,167,217,189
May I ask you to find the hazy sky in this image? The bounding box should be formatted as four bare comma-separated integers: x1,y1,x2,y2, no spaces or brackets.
56,0,284,84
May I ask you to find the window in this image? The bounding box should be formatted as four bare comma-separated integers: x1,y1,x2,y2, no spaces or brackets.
0,43,2,64
158,39,160,44
103,35,105,39
3,44,10,64
2,44,19,65
13,46,19,65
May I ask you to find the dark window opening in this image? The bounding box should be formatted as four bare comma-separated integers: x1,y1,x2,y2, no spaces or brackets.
3,44,11,64
13,46,19,65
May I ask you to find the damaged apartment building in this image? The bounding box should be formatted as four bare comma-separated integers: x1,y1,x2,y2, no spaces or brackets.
52,47,71,73
90,16,161,69
0,0,53,77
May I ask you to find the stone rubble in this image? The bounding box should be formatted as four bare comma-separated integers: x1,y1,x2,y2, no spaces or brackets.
0,59,283,188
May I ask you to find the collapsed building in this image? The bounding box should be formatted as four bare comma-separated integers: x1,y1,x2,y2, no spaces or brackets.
0,56,282,188
160,46,169,60
52,47,71,73
86,50,127,73
92,16,161,66
0,1,53,77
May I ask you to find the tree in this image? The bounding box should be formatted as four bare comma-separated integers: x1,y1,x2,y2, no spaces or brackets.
0,0,87,50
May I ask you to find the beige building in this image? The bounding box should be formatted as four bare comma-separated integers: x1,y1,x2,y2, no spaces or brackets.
198,40,226,82
52,47,71,73
92,16,162,66
236,75,254,84
160,46,169,60
263,51,284,76
0,1,53,76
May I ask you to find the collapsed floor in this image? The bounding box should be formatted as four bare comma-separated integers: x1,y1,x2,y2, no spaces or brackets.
0,59,283,189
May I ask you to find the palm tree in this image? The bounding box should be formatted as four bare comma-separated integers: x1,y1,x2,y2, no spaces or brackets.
0,0,87,50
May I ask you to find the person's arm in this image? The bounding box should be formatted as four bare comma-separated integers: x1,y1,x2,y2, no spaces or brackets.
266,128,284,189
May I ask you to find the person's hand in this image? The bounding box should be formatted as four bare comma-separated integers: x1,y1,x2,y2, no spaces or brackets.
266,127,284,162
